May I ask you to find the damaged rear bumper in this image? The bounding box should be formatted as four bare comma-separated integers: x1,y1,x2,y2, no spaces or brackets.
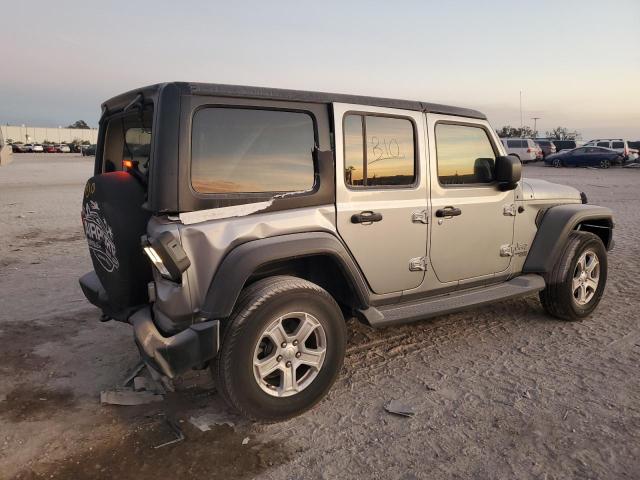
131,307,220,379
79,271,220,378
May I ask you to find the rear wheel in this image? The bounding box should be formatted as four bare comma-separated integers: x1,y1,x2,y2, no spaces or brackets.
540,231,607,321
212,276,346,421
553,158,562,168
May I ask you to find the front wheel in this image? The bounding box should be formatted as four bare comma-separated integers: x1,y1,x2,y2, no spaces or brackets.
212,276,346,421
540,231,607,320
600,159,611,169
553,158,562,168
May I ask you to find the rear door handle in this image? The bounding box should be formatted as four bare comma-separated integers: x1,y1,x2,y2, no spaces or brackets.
435,206,462,218
351,211,383,224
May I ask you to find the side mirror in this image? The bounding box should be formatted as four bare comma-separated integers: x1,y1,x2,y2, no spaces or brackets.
495,155,521,191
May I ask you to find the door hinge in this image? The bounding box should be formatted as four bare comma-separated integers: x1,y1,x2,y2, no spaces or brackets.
411,209,429,224
500,244,513,257
503,204,517,216
409,256,428,271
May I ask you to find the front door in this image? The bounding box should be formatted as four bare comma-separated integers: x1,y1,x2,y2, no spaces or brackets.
427,115,516,284
334,103,428,295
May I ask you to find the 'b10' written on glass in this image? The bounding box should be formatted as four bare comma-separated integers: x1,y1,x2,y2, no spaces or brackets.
368,136,405,164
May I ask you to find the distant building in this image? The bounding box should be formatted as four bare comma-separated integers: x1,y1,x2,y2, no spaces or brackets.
0,124,98,144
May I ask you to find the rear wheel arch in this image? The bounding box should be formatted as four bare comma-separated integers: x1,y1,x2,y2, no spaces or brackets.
200,232,371,321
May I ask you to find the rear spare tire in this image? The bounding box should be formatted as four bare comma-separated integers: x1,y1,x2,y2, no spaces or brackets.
81,172,151,313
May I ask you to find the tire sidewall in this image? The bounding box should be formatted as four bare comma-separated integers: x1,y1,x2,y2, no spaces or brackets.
218,284,346,420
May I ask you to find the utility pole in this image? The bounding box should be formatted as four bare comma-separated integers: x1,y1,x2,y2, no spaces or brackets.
531,117,540,137
519,91,523,130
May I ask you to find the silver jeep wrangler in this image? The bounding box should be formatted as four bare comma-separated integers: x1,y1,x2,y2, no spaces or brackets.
79,82,613,420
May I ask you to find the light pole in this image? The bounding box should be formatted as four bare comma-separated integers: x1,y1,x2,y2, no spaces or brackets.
531,117,540,137
519,91,523,130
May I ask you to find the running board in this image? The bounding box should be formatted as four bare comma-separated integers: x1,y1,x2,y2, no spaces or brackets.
360,274,546,328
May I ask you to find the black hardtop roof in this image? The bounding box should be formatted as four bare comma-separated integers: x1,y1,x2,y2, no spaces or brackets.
103,82,487,120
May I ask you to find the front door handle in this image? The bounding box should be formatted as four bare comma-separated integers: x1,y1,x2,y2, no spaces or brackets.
435,206,462,218
351,211,383,224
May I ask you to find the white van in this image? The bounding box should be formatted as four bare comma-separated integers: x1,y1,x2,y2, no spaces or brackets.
500,138,541,163
583,139,638,161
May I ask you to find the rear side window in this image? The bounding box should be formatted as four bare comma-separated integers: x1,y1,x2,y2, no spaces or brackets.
436,123,496,185
344,114,416,187
191,107,316,194
612,141,624,149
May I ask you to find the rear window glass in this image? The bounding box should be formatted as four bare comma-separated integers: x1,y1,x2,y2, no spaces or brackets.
344,114,416,187
102,107,153,174
191,108,316,194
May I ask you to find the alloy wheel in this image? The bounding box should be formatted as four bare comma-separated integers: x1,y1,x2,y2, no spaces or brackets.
253,312,327,397
572,249,600,305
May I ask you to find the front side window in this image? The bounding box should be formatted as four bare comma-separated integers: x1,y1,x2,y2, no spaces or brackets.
191,108,316,194
597,142,609,148
507,140,519,148
436,123,496,186
344,114,416,187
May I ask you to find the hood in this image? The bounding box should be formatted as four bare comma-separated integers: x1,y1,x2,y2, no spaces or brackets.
521,178,581,202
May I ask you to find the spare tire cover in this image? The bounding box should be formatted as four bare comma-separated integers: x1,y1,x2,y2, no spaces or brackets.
81,172,152,312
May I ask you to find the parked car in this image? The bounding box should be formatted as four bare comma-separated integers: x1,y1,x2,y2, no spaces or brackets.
500,138,541,163
12,143,27,153
82,144,97,156
32,144,44,153
23,143,34,152
78,82,614,421
44,144,57,153
583,139,637,161
56,144,71,153
545,147,623,168
534,139,556,158
551,140,579,153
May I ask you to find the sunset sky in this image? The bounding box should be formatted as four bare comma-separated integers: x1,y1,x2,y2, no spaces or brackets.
1,0,638,140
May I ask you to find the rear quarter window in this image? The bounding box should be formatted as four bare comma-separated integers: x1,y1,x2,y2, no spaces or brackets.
191,107,316,194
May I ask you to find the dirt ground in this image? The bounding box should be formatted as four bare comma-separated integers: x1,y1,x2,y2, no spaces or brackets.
0,154,638,480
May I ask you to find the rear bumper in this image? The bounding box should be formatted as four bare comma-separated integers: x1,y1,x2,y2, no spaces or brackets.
79,270,220,378
131,307,220,379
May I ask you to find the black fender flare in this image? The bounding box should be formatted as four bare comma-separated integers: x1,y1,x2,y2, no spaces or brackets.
523,204,614,274
200,232,371,319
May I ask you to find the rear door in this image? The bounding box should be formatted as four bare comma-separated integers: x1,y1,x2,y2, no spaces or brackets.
334,103,428,294
427,115,516,284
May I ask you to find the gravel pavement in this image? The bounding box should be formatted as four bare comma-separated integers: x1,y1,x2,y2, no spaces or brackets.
1,154,638,479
